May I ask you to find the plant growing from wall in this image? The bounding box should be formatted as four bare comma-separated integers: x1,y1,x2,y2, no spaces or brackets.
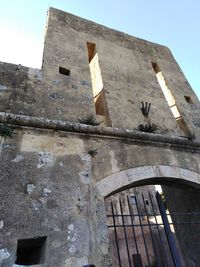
0,124,13,138
186,131,196,141
137,121,158,133
79,115,102,126
136,101,159,133
87,148,98,157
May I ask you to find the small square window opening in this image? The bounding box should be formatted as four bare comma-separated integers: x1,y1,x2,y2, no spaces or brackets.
59,66,70,76
184,96,193,104
15,236,46,265
129,195,136,205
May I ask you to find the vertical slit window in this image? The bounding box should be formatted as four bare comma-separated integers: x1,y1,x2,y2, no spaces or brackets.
151,62,191,137
87,42,111,126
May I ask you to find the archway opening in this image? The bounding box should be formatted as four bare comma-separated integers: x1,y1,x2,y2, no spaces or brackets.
104,179,200,267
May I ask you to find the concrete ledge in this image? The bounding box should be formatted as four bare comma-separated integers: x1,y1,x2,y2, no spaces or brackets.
0,112,200,151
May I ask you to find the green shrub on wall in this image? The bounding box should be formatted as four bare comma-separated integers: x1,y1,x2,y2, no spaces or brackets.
0,124,13,138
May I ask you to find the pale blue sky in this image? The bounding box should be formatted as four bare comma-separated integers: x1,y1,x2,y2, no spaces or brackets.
0,0,199,99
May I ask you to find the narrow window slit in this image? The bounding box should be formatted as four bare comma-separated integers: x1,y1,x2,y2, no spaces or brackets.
86,42,111,126
151,62,191,137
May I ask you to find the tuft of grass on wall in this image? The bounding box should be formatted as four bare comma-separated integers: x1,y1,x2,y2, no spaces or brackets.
187,132,196,141
0,124,13,138
79,115,102,126
137,121,158,133
87,148,98,157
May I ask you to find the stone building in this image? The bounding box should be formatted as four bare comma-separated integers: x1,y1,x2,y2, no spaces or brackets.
0,7,200,267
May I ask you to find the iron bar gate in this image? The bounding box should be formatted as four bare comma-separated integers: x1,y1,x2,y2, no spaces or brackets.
106,191,200,267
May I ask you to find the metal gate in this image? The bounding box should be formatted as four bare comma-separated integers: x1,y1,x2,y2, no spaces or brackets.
106,191,200,267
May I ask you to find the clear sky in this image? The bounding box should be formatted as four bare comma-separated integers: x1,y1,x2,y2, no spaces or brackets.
0,0,199,99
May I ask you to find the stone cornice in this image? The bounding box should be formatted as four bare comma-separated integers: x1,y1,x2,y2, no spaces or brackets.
0,112,199,153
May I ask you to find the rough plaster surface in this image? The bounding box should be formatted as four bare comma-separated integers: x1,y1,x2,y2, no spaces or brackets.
20,133,84,156
0,248,10,263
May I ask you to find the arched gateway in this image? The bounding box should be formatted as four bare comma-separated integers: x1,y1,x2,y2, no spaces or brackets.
95,166,200,267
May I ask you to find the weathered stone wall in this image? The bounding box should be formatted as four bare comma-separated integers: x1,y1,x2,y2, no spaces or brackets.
0,130,109,266
0,7,200,267
43,8,200,137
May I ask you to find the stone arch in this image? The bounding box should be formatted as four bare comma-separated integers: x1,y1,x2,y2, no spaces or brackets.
96,165,200,197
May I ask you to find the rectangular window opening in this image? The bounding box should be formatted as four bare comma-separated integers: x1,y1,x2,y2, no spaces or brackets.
184,95,193,104
151,62,191,137
15,236,46,265
59,66,70,76
132,254,143,267
87,42,111,126
129,195,136,205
